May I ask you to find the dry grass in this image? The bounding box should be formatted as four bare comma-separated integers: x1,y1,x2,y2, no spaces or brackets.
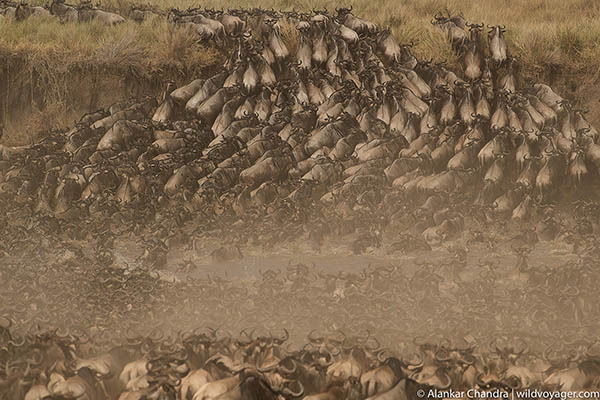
3,0,599,78
0,16,223,72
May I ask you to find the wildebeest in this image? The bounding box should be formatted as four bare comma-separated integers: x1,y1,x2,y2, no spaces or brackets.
49,0,78,22
15,1,50,20
77,4,125,25
488,25,508,63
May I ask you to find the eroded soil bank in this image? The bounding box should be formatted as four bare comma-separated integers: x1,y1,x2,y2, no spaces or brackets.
0,55,222,145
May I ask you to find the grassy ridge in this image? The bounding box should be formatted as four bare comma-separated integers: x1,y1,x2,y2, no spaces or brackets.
4,0,600,77
1,0,600,144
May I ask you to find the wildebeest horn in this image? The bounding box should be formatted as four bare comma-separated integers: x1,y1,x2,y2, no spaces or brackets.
8,335,26,347
435,347,451,362
29,349,44,366
461,352,476,365
342,337,355,350
376,349,390,363
308,329,324,343
515,337,529,356
278,358,297,374
257,362,279,373
586,340,600,358
240,328,255,340
405,352,424,370
0,316,13,330
413,336,427,346
357,330,371,343
281,380,304,397
278,328,289,343
439,371,452,389
366,337,381,351
317,348,335,367
149,328,164,342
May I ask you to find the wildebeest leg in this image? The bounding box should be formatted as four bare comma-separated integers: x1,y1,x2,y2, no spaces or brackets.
98,380,111,399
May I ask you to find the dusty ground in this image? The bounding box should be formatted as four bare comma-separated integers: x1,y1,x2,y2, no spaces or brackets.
1,205,595,355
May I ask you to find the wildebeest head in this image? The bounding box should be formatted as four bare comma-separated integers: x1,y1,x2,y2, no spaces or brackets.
488,25,506,38
0,316,13,345
238,368,305,400
467,22,484,41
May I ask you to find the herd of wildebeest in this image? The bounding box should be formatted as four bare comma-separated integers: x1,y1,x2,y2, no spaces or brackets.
2,3,600,400
3,237,600,399
1,3,599,234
